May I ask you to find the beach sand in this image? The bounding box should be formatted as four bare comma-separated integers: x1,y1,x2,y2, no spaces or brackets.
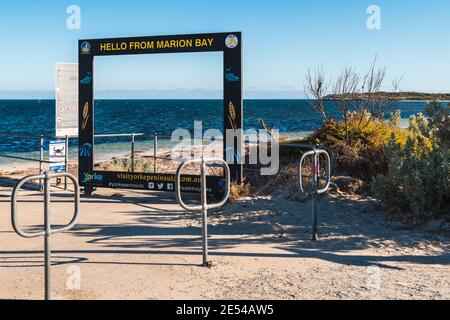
0,163,448,300
0,146,222,179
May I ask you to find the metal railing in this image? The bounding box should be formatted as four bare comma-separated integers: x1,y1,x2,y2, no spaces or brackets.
175,157,230,267
298,147,332,241
95,132,169,172
0,132,175,177
11,172,80,300
0,134,71,190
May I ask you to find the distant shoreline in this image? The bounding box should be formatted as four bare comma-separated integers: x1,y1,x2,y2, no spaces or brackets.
0,94,450,102
324,92,450,101
1,97,449,101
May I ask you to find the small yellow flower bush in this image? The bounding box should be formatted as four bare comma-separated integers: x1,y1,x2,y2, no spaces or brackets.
307,110,413,181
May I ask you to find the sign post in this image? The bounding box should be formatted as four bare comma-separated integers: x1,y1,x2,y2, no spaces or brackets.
56,63,78,137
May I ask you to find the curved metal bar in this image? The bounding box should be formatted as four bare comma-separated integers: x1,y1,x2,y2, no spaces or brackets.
11,172,80,238
175,158,230,211
298,150,332,195
11,174,46,238
297,148,332,242
175,157,231,267
11,171,80,300
205,159,230,210
175,158,203,211
298,150,316,195
46,172,80,234
316,150,331,195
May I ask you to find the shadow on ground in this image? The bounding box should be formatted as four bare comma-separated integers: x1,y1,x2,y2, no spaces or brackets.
1,191,449,270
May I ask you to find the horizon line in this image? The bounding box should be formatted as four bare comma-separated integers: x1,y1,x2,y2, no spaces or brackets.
0,97,305,101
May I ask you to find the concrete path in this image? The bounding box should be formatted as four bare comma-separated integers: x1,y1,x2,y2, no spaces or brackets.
0,184,448,300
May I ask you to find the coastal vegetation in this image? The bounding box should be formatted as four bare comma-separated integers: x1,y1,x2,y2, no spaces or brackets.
302,61,450,222
372,102,450,222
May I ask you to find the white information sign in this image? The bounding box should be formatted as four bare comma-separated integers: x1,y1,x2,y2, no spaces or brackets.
49,140,66,172
56,63,78,137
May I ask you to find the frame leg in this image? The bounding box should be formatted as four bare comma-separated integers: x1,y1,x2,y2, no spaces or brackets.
82,186,94,197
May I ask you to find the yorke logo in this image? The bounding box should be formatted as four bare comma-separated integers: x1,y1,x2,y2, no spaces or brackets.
82,172,103,183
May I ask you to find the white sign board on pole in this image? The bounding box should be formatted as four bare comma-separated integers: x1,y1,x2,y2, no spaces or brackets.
56,63,78,137
49,140,66,172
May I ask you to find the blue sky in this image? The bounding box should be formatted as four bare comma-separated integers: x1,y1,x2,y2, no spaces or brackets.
0,0,449,99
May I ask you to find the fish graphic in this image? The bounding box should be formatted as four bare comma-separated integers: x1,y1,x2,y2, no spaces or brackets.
225,68,240,82
80,75,92,85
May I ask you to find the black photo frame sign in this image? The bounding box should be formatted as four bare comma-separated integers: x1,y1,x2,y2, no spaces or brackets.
78,32,243,194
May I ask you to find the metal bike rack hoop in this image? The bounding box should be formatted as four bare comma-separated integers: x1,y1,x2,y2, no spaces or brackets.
175,157,230,267
11,171,80,300
298,149,331,195
175,157,230,211
12,172,80,238
297,148,332,241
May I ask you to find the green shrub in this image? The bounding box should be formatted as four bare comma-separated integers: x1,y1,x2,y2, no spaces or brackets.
371,102,450,221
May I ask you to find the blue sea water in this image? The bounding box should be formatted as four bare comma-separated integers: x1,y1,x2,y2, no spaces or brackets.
0,99,434,161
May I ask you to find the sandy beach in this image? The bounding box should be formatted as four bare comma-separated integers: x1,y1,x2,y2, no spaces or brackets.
0,163,448,300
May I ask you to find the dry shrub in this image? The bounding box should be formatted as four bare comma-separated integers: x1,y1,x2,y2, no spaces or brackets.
244,164,298,196
228,182,253,202
306,111,411,182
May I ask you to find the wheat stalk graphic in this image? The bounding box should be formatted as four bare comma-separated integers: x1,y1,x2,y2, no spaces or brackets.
227,101,237,129
82,102,89,129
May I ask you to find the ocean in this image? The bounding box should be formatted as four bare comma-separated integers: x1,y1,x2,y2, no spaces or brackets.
0,99,433,163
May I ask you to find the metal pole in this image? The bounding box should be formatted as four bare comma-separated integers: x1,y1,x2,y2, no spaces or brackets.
311,151,318,241
131,133,135,172
312,196,318,241
39,135,44,192
201,157,209,265
153,133,158,173
64,135,68,190
44,171,51,300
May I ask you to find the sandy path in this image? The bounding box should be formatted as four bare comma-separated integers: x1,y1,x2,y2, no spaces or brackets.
0,181,448,300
